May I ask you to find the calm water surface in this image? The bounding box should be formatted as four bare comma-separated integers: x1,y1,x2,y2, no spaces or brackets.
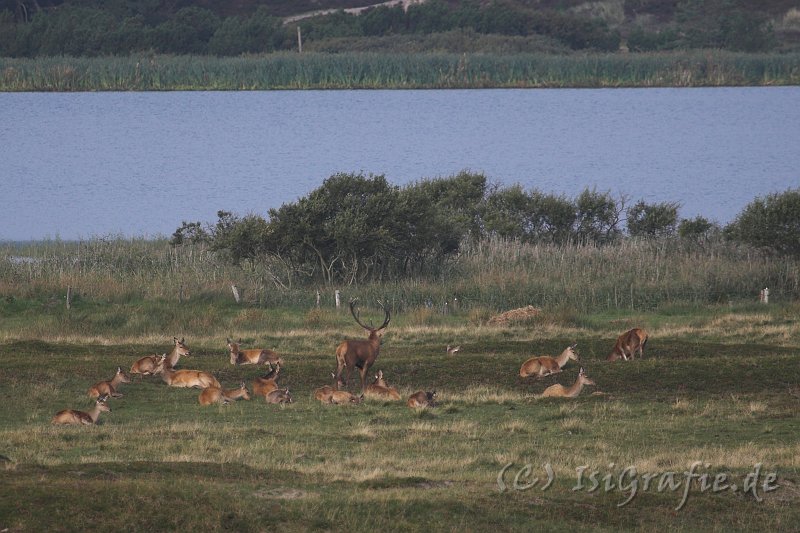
2,88,798,241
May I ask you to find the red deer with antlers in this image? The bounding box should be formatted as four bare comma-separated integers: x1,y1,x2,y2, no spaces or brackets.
335,299,391,392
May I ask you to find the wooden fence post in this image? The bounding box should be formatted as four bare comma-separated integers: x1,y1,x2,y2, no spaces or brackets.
335,290,340,309
231,284,241,304
66,286,72,310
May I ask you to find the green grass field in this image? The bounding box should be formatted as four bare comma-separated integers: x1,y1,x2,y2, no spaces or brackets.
1,303,798,532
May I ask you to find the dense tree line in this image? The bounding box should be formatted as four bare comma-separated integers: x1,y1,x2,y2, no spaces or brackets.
170,172,798,285
0,0,780,57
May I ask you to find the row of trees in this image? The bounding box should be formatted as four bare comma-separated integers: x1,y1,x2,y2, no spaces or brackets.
0,0,778,57
170,172,799,285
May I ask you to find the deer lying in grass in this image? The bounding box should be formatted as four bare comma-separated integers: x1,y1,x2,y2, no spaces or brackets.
265,388,293,404
130,353,166,377
519,344,578,379
407,390,437,408
335,299,390,391
156,358,220,389
539,367,595,398
329,390,364,405
314,372,344,403
364,370,401,401
52,396,111,425
227,338,282,366
130,337,190,377
198,382,251,406
88,367,131,398
607,328,648,361
446,345,461,356
252,363,281,399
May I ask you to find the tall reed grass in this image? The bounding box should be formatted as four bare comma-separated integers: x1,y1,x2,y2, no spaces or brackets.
1,237,797,315
1,50,798,91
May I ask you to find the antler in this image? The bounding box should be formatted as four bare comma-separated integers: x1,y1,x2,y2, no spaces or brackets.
349,299,391,332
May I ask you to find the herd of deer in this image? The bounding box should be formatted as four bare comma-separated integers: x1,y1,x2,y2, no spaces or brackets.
51,299,648,426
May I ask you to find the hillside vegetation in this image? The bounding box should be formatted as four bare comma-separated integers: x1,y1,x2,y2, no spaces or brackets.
2,0,799,57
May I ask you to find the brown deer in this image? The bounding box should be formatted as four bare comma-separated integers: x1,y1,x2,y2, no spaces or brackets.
519,344,579,379
156,358,220,389
129,337,189,377
52,396,111,425
329,390,364,405
407,390,437,408
88,367,131,398
607,328,648,361
539,367,596,398
314,372,344,403
252,363,282,399
130,353,166,377
264,388,293,404
198,382,251,406
335,299,391,391
364,370,401,401
227,338,282,366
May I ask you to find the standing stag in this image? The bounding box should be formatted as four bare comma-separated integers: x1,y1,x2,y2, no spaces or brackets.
335,299,391,392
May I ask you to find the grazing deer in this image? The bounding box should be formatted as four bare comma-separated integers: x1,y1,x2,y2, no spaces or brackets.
252,363,282,399
88,367,131,398
314,372,344,403
52,396,111,425
227,338,282,366
156,359,220,389
540,367,595,398
407,390,437,408
607,328,648,361
335,299,391,391
364,370,401,401
198,382,251,406
265,388,293,404
446,345,461,356
130,353,166,377
519,344,579,379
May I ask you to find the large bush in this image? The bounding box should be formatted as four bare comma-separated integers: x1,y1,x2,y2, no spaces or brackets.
725,189,800,256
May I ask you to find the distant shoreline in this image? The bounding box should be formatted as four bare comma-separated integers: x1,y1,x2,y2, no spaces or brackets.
2,51,798,91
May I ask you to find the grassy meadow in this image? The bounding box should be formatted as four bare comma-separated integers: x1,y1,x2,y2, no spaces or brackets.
1,239,799,531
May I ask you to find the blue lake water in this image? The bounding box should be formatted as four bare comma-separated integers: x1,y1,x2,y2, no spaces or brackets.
1,87,798,241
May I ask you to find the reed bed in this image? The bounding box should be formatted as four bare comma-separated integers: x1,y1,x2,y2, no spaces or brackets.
2,50,798,91
1,237,798,341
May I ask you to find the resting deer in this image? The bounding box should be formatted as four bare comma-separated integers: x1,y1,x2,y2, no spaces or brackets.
52,396,111,425
335,299,391,391
364,370,401,401
519,344,579,379
227,338,282,366
198,382,251,406
539,367,595,398
252,363,281,399
446,345,461,356
314,372,344,403
607,328,648,361
88,367,131,398
329,390,364,405
130,337,189,377
156,358,220,389
130,353,166,377
407,390,437,408
265,388,293,404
